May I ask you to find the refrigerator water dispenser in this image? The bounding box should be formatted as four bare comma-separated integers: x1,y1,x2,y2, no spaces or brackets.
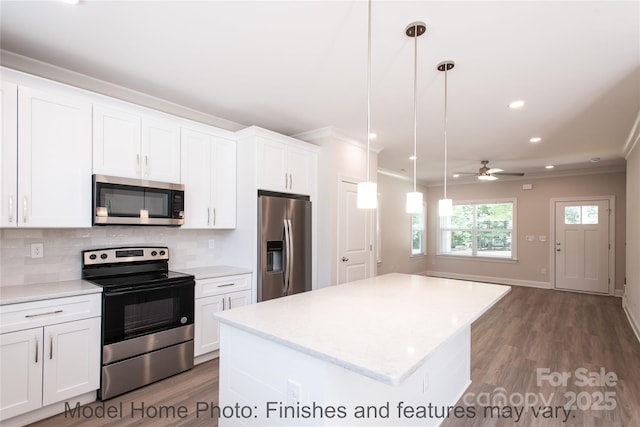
266,241,284,272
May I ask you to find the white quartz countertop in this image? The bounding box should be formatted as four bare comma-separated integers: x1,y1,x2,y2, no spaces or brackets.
175,265,252,280
215,273,510,386
0,280,102,305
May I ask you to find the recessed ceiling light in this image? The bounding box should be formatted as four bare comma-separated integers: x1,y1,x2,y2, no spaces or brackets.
60,0,79,4
369,133,377,139
409,155,417,160
452,174,460,178
545,165,554,169
590,157,600,163
509,100,525,109
529,137,542,143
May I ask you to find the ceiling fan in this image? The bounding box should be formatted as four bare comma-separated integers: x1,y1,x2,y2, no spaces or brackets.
455,160,525,181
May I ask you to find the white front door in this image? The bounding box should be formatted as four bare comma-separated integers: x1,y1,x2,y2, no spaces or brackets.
338,180,372,284
555,199,610,293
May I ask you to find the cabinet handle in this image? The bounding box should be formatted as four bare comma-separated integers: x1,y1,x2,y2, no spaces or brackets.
136,154,141,175
222,298,225,310
145,155,149,177
228,296,232,310
207,208,210,225
8,196,14,223
213,208,216,225
217,283,234,288
289,173,292,190
23,196,28,223
35,336,39,363
25,309,63,318
49,334,53,360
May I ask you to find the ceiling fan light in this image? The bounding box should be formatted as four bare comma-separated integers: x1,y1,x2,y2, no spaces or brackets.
439,198,453,217
406,192,423,214
357,181,377,209
478,174,498,181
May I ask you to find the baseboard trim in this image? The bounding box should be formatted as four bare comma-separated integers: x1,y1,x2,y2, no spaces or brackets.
424,270,552,289
623,295,640,345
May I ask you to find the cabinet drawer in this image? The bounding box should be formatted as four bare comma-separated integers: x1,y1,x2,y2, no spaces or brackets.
195,274,251,298
0,294,101,334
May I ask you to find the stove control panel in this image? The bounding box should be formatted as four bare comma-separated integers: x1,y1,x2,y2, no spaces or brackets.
83,246,169,266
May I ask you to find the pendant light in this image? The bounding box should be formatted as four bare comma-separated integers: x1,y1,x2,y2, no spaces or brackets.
437,60,455,217
405,22,426,214
356,0,377,209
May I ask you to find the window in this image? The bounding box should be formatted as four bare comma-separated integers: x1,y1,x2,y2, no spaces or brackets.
411,202,426,256
564,205,598,224
439,199,516,259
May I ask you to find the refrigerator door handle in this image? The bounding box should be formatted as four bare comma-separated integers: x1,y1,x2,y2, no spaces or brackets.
286,219,294,295
283,218,291,295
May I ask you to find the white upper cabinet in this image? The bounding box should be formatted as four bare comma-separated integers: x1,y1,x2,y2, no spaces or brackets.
181,126,236,229
141,116,181,183
1,82,18,228
93,103,181,183
242,128,316,195
92,104,141,179
14,85,92,228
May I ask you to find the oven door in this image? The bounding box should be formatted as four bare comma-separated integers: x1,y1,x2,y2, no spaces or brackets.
102,279,194,346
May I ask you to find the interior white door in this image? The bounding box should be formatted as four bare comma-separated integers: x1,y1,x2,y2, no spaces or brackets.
555,199,610,293
338,180,371,284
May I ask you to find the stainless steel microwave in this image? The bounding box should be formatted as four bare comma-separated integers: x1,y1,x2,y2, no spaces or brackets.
92,175,185,226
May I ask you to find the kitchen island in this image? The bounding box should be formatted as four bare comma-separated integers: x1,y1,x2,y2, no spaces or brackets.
214,273,510,426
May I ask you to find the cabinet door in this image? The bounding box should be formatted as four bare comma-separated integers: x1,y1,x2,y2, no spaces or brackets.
227,290,251,310
141,117,181,183
93,104,142,179
0,81,18,227
287,146,315,195
0,328,42,421
17,86,92,227
194,295,224,356
42,317,100,406
180,127,212,228
211,136,236,229
256,138,288,192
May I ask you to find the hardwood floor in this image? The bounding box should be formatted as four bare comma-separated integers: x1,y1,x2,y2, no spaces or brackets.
29,286,640,427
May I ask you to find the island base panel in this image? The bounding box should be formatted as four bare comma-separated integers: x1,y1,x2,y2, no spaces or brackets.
218,324,471,426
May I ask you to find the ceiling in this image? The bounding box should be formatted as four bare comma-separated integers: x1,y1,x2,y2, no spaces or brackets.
1,1,639,185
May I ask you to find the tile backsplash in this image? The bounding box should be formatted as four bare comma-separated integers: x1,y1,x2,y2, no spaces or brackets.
0,227,238,286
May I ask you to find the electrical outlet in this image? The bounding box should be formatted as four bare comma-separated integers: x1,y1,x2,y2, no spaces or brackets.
208,239,215,249
31,243,44,258
287,380,301,404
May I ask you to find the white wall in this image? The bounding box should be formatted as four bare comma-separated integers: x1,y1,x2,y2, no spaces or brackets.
295,128,379,287
425,171,627,292
624,138,640,339
376,171,430,276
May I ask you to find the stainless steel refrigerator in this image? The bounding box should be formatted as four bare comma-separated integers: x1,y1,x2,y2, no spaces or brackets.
258,191,312,302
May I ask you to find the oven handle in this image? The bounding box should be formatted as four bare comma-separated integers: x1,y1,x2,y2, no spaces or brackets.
104,280,194,296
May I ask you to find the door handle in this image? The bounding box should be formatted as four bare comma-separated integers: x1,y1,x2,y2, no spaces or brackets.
341,257,349,262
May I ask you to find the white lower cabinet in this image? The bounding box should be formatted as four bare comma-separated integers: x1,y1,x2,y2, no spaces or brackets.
194,274,251,359
0,294,101,424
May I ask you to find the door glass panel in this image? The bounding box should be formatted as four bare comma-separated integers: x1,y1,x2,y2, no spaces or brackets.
581,205,598,224
564,206,580,224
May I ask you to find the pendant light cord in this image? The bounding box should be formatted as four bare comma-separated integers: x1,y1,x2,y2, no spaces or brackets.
366,0,372,183
412,24,418,193
443,66,448,199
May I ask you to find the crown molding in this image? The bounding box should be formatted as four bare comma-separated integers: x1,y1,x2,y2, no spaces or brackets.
293,126,383,153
